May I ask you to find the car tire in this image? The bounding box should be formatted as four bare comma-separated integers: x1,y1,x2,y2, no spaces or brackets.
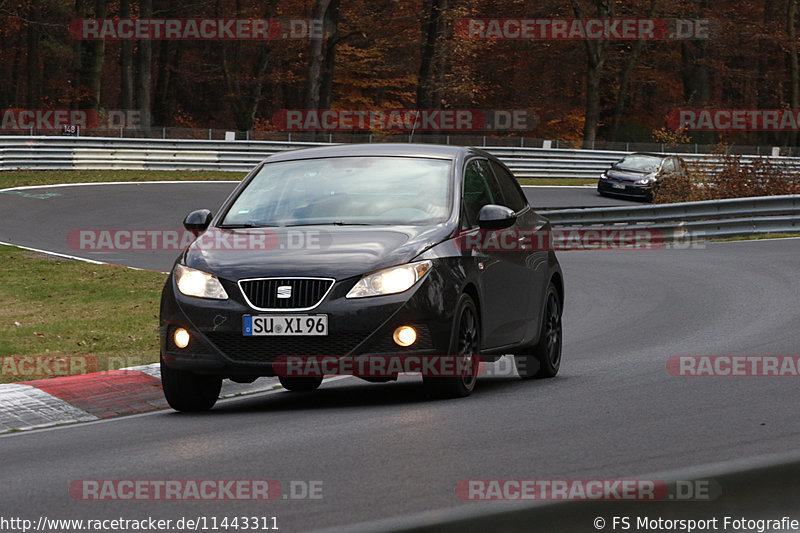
160,360,222,412
514,282,562,379
423,293,481,398
279,376,323,392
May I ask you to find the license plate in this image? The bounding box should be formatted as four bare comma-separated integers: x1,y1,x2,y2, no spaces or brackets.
612,182,626,189
243,315,328,336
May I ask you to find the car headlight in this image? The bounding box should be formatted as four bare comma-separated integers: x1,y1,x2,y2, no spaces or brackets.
346,260,432,298
174,264,229,300
635,174,657,185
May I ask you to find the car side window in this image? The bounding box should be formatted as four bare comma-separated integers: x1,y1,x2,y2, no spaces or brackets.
462,159,503,229
488,160,527,212
662,158,675,173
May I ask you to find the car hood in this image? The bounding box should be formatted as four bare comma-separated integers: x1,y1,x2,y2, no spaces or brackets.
182,224,455,281
606,168,652,182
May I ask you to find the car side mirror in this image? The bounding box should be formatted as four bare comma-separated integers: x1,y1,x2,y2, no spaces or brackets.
477,204,516,230
183,209,213,234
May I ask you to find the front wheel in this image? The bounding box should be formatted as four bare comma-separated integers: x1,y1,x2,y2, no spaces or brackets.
423,293,481,398
279,375,323,392
161,360,222,412
514,283,562,379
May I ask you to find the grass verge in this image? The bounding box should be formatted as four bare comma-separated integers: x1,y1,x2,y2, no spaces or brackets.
0,170,245,190
0,170,595,190
0,244,166,383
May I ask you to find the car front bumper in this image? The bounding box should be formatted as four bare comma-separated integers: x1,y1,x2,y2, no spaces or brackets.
597,179,653,199
159,267,459,378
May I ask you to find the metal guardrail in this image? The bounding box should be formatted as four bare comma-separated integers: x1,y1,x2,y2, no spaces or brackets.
544,195,800,241
3,136,800,179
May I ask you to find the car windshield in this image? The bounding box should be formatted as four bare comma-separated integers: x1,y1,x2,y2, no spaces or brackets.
221,156,452,227
615,155,663,172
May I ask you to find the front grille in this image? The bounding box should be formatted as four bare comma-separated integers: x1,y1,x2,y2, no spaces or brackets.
205,332,368,363
239,278,334,310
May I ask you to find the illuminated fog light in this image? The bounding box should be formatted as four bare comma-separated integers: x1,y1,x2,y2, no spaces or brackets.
393,326,417,347
174,328,191,349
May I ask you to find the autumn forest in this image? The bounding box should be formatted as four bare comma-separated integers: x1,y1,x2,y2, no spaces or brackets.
2,0,800,146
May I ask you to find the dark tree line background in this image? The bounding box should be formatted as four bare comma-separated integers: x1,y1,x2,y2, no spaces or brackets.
2,0,800,145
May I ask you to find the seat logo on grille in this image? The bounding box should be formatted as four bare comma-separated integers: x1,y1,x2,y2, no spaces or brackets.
276,285,292,299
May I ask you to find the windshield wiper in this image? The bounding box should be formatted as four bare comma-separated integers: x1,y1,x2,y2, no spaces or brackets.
282,221,376,227
217,223,257,229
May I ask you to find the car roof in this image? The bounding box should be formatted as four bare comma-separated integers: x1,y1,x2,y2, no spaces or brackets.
627,152,672,159
262,143,487,162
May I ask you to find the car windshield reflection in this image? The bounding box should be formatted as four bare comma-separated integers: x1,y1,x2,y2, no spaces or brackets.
221,156,453,227
615,155,663,172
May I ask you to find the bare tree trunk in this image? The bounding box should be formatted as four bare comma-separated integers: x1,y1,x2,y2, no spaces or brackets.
787,0,799,145
416,0,448,109
80,0,107,109
153,40,171,124
119,0,133,110
72,0,85,109
758,0,778,110
680,0,711,106
221,0,280,131
136,0,153,130
26,2,42,108
608,0,657,140
571,0,614,144
306,0,340,110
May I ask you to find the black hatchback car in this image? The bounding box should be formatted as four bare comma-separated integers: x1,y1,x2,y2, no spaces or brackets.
160,144,564,411
597,152,688,201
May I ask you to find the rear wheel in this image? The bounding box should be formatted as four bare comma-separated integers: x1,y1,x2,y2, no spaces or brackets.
160,360,222,412
423,294,481,398
514,283,562,379
279,375,323,392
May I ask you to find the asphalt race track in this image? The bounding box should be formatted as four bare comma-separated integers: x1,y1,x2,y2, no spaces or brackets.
0,182,629,271
1,182,799,532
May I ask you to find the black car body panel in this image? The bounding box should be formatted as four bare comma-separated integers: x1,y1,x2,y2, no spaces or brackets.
160,144,563,381
597,152,688,201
